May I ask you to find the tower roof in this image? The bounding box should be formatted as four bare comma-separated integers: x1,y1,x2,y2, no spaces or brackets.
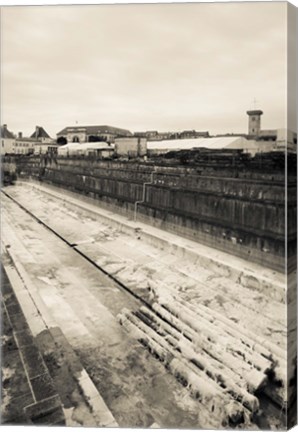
246,110,263,116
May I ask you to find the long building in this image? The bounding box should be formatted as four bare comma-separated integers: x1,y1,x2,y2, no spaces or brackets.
1,124,56,155
56,125,132,144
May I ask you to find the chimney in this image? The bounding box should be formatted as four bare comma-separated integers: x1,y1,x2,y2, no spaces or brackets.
3,124,7,130
35,126,39,138
18,132,23,139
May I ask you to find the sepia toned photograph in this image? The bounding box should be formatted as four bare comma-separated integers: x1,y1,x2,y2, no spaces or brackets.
0,1,297,430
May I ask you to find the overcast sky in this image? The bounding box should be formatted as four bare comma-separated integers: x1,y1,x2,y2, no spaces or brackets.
1,2,288,138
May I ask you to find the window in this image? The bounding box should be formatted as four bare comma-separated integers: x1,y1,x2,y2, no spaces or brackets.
252,117,255,121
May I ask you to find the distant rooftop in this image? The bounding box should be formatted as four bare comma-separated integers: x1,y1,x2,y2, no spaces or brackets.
147,136,249,150
30,126,51,139
58,142,114,152
1,124,15,139
57,125,132,137
246,110,263,116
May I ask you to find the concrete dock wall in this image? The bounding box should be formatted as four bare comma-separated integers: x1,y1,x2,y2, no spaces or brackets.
14,155,295,271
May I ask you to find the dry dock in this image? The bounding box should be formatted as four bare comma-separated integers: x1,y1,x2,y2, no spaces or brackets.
1,181,291,429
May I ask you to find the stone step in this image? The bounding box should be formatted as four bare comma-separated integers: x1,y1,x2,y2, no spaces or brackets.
24,395,65,425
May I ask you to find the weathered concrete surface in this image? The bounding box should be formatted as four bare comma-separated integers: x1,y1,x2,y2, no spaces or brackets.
2,251,118,427
2,191,219,429
12,181,286,300
13,155,296,271
2,182,291,429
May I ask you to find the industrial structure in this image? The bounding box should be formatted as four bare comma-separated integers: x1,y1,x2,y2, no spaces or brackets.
1,106,296,429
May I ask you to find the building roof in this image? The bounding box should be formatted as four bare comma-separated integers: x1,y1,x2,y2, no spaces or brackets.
58,142,114,153
259,129,277,137
246,110,263,116
57,125,132,137
1,125,15,139
147,136,250,151
30,126,51,139
16,137,38,142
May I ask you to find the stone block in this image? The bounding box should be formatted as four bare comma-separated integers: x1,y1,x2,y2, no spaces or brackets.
3,291,17,306
1,414,30,426
24,395,64,424
9,312,28,332
31,407,66,426
1,349,22,369
6,302,23,317
2,363,32,398
30,373,57,401
1,281,12,297
20,344,48,379
1,391,34,425
14,329,33,348
1,333,18,353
